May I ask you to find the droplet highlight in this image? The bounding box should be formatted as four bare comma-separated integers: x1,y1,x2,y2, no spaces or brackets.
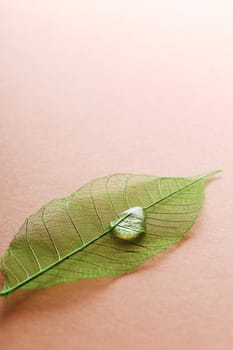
110,206,146,241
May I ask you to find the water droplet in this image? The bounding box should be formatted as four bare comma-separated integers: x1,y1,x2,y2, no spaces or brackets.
110,206,146,241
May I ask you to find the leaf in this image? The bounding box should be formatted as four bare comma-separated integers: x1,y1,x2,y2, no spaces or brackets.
0,170,220,296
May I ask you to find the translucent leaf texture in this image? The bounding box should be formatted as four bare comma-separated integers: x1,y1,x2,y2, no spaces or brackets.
0,170,219,296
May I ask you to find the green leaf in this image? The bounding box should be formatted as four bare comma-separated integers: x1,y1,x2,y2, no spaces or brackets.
0,170,220,296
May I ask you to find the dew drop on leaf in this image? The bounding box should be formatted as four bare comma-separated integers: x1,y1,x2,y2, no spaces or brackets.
110,206,146,241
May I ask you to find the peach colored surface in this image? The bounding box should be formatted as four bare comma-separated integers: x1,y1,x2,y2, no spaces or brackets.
0,1,233,349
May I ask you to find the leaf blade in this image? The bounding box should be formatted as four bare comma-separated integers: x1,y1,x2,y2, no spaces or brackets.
0,170,220,295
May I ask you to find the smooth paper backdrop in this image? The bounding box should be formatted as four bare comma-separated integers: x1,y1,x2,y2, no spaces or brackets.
0,1,232,349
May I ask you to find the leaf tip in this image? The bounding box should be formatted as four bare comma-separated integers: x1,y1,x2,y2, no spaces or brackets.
192,169,222,182
206,169,222,179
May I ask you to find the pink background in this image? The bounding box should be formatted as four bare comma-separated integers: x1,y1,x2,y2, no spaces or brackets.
0,1,232,349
